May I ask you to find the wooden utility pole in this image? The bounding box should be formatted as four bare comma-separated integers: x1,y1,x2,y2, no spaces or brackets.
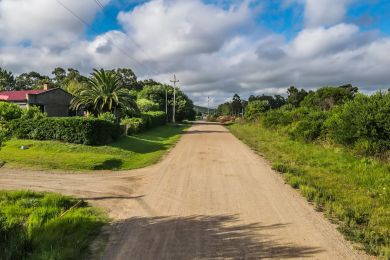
208,96,210,117
170,74,179,123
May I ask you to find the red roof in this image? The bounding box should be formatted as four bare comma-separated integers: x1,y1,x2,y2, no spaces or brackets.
0,90,48,102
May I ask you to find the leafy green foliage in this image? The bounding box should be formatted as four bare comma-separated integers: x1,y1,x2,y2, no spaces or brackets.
137,98,159,112
71,69,137,115
97,112,117,124
9,117,121,145
121,111,166,135
0,125,187,170
301,84,358,110
288,111,329,142
21,106,47,120
0,190,107,260
325,92,390,155
15,71,51,90
138,85,195,121
287,86,308,107
229,123,390,257
248,94,286,109
0,102,23,121
0,68,15,91
244,100,270,121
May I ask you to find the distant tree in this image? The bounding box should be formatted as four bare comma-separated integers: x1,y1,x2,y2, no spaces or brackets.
248,94,286,109
231,94,242,115
15,71,51,90
0,68,15,91
301,85,359,110
51,67,67,87
71,69,137,116
138,84,195,121
217,102,232,116
287,86,308,107
114,68,141,91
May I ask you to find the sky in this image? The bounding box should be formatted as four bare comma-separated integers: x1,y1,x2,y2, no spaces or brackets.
0,0,390,107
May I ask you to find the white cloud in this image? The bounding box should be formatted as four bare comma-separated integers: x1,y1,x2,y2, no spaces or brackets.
304,0,353,27
0,0,390,108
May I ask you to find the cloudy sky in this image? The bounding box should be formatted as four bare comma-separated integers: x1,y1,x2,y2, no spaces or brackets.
0,0,389,106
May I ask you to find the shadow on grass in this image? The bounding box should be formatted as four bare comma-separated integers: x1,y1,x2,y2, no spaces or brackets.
93,159,123,170
109,125,187,154
101,215,323,259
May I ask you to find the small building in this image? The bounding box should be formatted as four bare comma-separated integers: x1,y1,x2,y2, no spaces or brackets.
0,85,76,117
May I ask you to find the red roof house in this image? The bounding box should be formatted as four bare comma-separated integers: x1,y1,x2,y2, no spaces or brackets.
0,86,76,117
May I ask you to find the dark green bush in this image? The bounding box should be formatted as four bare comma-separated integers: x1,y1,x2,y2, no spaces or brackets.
141,111,166,128
288,111,329,142
325,93,390,155
9,117,121,145
263,109,293,128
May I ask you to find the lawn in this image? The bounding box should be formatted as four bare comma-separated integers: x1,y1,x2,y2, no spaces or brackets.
228,122,390,257
0,124,188,171
0,190,108,260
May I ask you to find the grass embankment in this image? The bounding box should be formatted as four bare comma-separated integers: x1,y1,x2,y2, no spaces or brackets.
0,190,107,260
228,123,390,257
0,124,187,171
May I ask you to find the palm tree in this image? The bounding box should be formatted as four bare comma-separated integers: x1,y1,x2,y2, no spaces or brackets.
71,69,137,116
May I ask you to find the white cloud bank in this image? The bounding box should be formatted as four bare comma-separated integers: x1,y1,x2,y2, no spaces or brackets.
0,0,389,106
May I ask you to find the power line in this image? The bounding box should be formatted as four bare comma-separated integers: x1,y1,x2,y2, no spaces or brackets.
55,0,153,75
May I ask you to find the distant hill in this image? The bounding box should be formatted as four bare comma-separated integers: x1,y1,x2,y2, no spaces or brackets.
194,105,217,114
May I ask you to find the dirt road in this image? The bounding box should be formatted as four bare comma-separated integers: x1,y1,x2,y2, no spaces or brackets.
0,123,369,259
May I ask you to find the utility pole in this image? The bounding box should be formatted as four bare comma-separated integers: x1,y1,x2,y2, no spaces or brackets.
165,87,168,123
170,74,179,123
207,96,210,117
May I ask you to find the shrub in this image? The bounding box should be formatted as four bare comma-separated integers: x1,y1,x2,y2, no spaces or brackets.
288,111,329,142
263,109,293,128
325,92,390,155
21,106,47,120
121,117,144,135
0,102,23,121
8,117,121,145
141,111,166,128
244,100,270,121
121,111,166,135
97,112,117,124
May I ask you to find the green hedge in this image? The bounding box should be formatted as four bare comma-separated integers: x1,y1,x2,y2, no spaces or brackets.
121,111,166,135
9,117,121,145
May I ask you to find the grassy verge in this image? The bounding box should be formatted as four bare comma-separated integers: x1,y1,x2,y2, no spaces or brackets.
228,122,390,257
0,124,188,171
0,190,108,260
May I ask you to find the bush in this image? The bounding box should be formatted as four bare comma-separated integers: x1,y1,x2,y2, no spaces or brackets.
325,93,390,155
244,100,270,121
141,111,166,128
121,111,166,135
121,117,144,135
97,112,117,124
288,111,329,142
21,106,47,120
0,102,23,121
8,117,121,145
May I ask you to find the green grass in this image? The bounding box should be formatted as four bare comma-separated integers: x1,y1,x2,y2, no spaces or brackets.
0,124,188,171
228,122,390,258
0,190,108,260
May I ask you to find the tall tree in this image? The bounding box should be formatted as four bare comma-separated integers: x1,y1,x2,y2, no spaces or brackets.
71,69,136,116
114,68,141,91
231,94,242,115
0,68,15,91
15,71,51,90
287,86,308,107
